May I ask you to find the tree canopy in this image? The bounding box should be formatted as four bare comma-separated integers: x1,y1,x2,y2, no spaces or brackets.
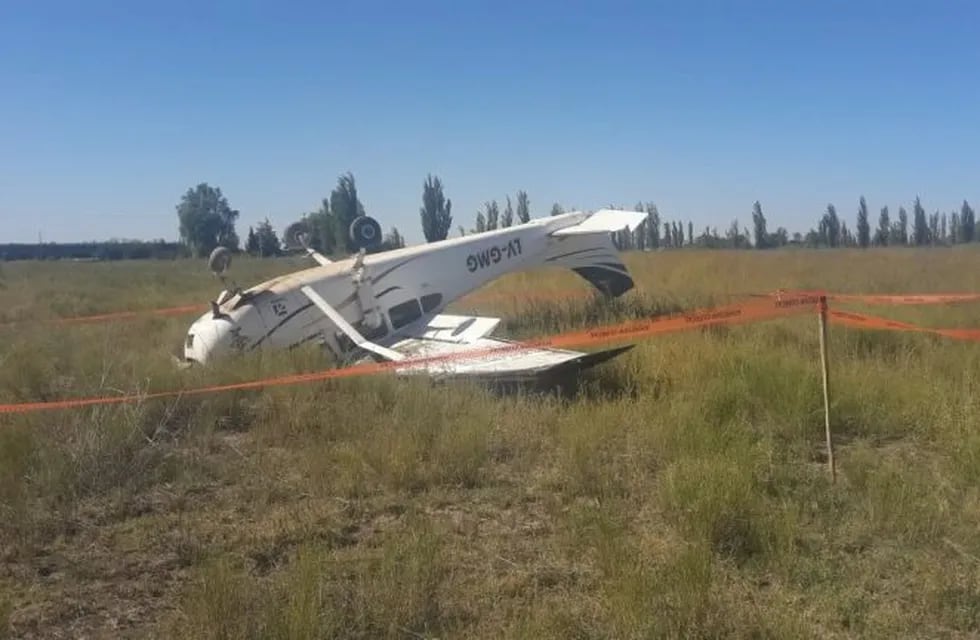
245,218,281,257
419,174,453,242
176,183,241,257
516,190,530,224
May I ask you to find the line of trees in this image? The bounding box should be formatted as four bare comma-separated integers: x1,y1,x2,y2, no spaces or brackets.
461,190,532,235
175,172,534,260
176,173,408,260
449,191,975,252
7,176,977,264
0,240,183,261
601,196,977,251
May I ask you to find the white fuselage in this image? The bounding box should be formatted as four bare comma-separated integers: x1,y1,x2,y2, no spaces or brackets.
182,211,635,365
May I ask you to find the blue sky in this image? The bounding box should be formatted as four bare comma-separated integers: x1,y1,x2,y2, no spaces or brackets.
2,0,978,245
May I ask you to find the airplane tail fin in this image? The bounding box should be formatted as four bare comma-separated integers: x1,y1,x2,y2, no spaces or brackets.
549,208,648,237
543,210,648,297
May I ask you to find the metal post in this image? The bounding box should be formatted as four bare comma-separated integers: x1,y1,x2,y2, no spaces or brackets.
818,294,836,483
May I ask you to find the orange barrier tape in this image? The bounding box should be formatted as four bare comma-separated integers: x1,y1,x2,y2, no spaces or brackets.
545,291,822,349
0,303,210,328
467,289,980,307
832,292,980,305
0,291,594,329
5,287,978,329
829,310,980,341
53,304,209,325
755,289,980,306
0,291,823,415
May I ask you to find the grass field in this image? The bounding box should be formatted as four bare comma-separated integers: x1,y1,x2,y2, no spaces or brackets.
3,247,980,638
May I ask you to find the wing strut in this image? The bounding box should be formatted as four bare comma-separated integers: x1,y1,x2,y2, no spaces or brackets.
299,285,405,362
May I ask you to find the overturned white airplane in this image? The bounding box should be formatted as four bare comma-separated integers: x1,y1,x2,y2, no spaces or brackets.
182,209,647,386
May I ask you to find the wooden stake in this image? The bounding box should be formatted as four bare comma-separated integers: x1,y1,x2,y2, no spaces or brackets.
818,294,836,483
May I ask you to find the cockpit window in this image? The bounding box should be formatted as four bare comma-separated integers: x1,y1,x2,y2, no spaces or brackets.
388,298,423,329
421,293,442,313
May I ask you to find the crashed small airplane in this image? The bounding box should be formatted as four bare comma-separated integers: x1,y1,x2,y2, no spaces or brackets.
181,208,647,386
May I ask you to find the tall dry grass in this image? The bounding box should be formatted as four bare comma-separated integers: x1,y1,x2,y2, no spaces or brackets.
2,247,980,638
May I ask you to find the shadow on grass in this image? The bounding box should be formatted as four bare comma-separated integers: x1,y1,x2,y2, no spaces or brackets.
431,353,644,404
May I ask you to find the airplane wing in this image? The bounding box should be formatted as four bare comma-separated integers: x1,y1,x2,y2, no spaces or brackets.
297,286,633,384
381,313,634,385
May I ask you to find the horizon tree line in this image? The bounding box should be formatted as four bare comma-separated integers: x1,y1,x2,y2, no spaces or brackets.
7,182,975,263
165,175,980,258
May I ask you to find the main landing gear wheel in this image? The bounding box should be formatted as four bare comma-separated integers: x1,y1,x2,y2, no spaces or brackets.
349,216,382,251
207,246,232,276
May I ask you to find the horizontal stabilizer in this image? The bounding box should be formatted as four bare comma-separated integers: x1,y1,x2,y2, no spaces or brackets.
551,209,649,236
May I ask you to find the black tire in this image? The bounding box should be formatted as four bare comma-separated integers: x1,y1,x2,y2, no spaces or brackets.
349,216,382,250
